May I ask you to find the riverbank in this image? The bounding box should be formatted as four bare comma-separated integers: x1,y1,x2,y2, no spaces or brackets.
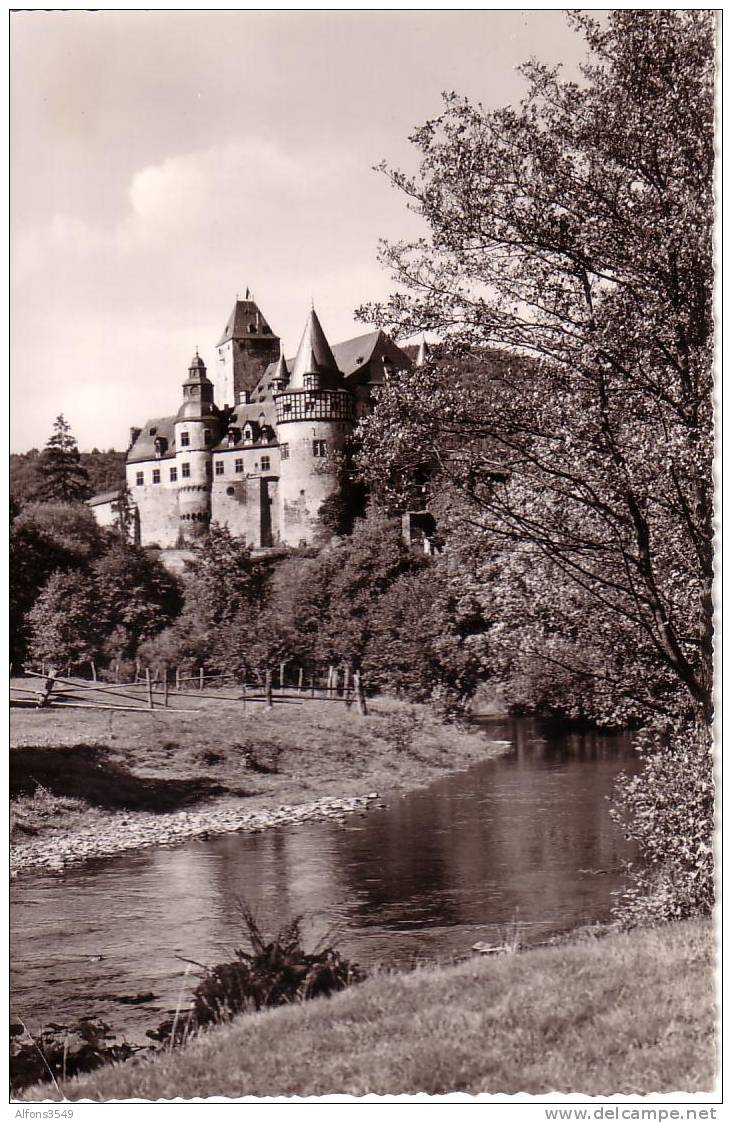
22,918,715,1099
10,693,509,876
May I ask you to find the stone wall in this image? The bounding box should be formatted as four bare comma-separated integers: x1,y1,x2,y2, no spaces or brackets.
126,461,180,548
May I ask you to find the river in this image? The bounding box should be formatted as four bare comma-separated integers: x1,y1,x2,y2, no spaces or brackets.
10,717,639,1043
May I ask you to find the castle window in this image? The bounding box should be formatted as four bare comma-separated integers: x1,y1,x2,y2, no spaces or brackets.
280,443,289,460
170,467,178,482
152,469,161,484
180,431,190,447
204,428,212,445
215,460,224,476
181,462,190,479
235,459,244,473
283,402,292,414
226,486,235,496
205,461,213,477
260,455,271,472
136,471,144,486
313,440,327,458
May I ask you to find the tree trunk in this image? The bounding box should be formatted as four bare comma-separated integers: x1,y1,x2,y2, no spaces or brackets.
265,669,273,710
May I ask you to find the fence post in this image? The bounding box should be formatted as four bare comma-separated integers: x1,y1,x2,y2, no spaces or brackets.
241,682,247,716
344,665,352,709
297,667,304,694
163,671,169,709
265,669,273,710
176,666,181,691
199,667,205,692
38,668,57,708
279,661,286,694
90,660,97,682
114,659,120,684
354,669,368,716
146,667,154,711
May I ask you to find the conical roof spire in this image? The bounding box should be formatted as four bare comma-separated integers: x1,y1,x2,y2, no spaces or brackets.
289,307,340,388
273,348,289,385
415,335,430,367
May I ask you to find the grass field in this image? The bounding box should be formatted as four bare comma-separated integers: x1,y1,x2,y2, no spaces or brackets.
10,690,505,847
22,918,716,1100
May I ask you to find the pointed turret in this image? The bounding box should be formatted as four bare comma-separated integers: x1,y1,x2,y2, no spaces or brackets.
415,335,430,368
289,307,340,389
270,348,289,392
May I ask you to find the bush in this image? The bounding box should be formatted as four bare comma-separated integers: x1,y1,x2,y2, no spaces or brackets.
149,903,365,1046
611,718,715,925
10,1018,139,1093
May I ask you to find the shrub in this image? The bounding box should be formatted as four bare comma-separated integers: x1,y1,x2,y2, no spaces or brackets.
149,903,365,1046
611,718,715,925
10,1018,139,1093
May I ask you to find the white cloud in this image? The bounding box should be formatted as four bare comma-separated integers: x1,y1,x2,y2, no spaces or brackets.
11,135,416,451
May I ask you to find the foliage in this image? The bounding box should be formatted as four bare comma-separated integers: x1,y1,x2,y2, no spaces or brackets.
150,903,365,1047
79,449,127,495
10,513,81,666
611,718,715,924
10,1017,139,1094
361,561,486,712
32,415,92,503
26,571,105,668
12,501,108,561
10,448,125,507
110,485,136,541
91,543,183,661
137,525,265,673
356,10,716,915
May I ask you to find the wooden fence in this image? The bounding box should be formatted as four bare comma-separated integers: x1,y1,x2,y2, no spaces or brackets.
10,664,368,715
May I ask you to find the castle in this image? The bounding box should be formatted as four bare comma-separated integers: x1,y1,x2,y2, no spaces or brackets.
89,295,417,553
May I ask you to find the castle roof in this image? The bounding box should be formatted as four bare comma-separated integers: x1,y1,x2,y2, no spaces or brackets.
127,417,178,463
331,330,385,376
288,308,342,390
87,488,120,507
216,297,277,346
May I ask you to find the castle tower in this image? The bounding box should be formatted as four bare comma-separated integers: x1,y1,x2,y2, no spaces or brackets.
273,308,354,547
214,292,281,407
175,352,219,541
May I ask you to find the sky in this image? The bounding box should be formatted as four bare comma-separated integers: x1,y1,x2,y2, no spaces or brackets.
10,10,589,452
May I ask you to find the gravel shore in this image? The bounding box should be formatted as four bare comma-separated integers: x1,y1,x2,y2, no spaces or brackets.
10,791,382,878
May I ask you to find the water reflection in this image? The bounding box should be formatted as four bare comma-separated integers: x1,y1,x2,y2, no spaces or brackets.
10,718,638,1041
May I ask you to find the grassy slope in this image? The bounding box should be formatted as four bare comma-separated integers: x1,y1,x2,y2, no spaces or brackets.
10,692,503,844
29,920,715,1100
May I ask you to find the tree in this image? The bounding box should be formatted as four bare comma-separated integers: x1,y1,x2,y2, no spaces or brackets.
138,525,266,675
33,415,91,503
357,10,715,918
10,514,81,666
26,571,104,669
12,502,107,562
92,543,183,661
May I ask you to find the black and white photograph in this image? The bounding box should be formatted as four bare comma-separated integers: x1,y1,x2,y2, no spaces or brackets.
9,8,718,1107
